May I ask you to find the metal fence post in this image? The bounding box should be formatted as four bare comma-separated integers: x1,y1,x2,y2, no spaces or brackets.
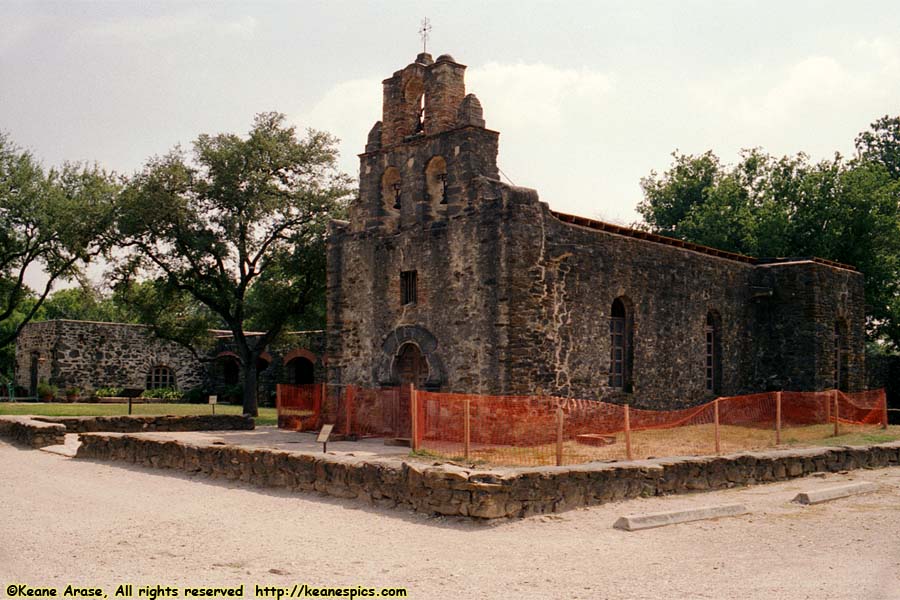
882,391,889,430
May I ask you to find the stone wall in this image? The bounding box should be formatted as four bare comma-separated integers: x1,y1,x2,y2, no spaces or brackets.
504,191,756,405
0,416,66,448
15,320,204,395
74,431,900,519
14,320,325,403
32,414,254,433
329,188,508,394
752,262,866,393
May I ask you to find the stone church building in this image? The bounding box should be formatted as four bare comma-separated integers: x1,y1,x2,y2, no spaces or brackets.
14,52,867,410
326,52,866,409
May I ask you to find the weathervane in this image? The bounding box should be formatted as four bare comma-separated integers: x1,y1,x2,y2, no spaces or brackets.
419,17,432,53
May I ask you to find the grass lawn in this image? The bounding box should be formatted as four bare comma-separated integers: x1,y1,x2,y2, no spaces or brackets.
0,402,278,426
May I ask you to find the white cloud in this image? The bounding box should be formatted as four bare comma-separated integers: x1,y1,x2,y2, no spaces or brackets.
296,77,382,179
688,37,900,153
468,62,613,132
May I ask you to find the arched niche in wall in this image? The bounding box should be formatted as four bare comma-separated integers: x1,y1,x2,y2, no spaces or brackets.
425,155,448,210
381,166,402,221
216,352,241,386
404,77,425,132
373,325,445,390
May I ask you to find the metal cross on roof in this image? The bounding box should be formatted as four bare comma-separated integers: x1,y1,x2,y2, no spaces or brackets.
419,17,432,53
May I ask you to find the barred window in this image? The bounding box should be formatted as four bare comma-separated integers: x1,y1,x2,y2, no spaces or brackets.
146,366,176,390
609,299,628,389
401,270,418,305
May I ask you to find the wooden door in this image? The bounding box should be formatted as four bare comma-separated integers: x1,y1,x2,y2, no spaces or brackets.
394,343,428,438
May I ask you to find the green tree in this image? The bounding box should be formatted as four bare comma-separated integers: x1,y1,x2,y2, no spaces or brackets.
637,128,900,350
0,133,118,348
0,291,44,380
855,115,900,179
40,284,139,323
114,113,351,416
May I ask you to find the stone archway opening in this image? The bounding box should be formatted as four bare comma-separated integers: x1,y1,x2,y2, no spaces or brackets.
286,357,315,385
390,342,429,443
394,342,429,388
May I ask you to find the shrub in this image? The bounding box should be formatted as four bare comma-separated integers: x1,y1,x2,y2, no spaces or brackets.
95,387,124,398
65,386,82,397
222,384,244,405
182,386,208,404
140,387,182,401
37,381,58,400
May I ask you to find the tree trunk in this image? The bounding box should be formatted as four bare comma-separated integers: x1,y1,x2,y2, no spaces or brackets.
242,360,259,417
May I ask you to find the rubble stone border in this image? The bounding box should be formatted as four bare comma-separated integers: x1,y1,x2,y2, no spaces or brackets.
32,414,254,433
75,432,900,519
0,416,67,448
0,414,253,449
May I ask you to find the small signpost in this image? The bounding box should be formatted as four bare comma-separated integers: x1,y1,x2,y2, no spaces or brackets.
317,424,335,454
209,395,218,415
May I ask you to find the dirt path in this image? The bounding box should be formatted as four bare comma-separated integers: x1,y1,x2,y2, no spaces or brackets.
1,441,899,599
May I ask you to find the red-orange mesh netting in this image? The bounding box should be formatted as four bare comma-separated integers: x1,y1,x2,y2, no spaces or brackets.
838,389,886,425
275,383,321,431
277,384,888,466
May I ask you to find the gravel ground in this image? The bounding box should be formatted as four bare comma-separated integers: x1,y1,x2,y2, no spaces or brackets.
1,440,899,600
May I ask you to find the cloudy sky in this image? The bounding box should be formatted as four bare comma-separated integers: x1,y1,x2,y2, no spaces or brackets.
2,1,899,275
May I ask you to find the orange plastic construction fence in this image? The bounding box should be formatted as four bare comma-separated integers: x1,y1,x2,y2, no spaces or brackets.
276,384,887,466
275,383,321,431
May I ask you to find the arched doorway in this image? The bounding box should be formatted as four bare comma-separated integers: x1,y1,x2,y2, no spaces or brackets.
392,343,429,441
220,356,240,386
394,342,428,388
286,357,315,385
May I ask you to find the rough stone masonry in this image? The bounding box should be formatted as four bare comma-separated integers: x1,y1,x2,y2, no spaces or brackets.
326,51,866,415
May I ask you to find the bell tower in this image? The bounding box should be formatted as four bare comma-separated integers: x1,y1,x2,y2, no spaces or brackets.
350,52,499,232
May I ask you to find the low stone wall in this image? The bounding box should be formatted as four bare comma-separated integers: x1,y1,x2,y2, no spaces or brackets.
75,433,900,519
33,414,254,433
0,416,67,448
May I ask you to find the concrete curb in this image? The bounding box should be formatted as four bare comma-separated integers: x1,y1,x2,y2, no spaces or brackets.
613,503,748,531
792,482,879,505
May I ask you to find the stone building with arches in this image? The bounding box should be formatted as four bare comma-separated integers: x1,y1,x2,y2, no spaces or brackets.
325,52,867,409
14,319,325,403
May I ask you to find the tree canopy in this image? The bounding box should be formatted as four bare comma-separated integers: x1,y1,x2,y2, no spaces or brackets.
0,133,118,350
637,116,900,350
113,112,351,415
